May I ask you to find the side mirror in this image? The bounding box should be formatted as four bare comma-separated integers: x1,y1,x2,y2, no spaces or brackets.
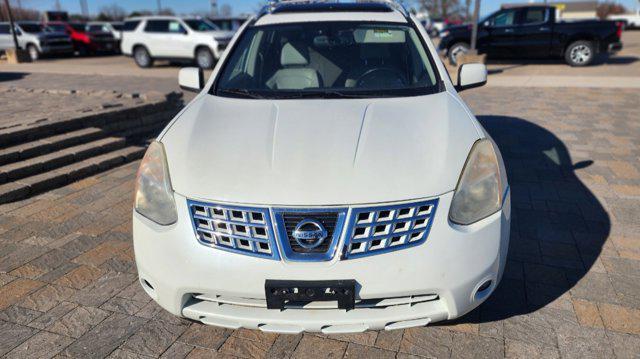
455,63,487,92
179,67,204,93
483,21,491,27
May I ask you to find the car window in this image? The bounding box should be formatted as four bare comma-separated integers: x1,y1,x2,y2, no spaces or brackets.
88,25,106,32
111,23,124,31
122,20,140,32
215,22,439,99
184,19,218,32
145,20,185,33
522,9,546,24
47,24,67,33
18,23,44,33
490,10,517,26
0,24,11,34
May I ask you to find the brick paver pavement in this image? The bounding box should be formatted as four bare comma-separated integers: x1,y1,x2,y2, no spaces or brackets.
0,87,639,358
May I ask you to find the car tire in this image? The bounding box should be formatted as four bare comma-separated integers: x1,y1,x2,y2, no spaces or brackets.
134,46,154,68
195,47,215,69
565,40,595,67
27,44,39,61
448,42,470,66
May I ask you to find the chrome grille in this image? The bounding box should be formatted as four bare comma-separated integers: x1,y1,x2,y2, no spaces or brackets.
273,208,347,262
282,212,338,254
343,199,439,259
188,200,279,260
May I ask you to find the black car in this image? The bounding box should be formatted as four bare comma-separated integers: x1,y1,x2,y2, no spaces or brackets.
438,5,624,66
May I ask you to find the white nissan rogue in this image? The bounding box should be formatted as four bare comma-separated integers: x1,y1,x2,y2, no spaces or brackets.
133,0,510,334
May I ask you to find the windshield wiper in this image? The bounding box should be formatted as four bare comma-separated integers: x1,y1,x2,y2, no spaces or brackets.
217,88,266,99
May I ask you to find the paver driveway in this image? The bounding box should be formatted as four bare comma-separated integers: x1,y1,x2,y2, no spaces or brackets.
0,86,639,358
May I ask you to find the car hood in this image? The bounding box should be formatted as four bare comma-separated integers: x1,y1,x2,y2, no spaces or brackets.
161,93,482,206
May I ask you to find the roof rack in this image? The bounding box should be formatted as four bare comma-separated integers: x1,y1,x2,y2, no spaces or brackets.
258,0,410,19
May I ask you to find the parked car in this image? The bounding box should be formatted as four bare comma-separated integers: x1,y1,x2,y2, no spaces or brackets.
610,10,640,29
133,1,510,334
120,16,234,69
44,21,118,55
438,5,624,66
87,21,124,41
0,21,73,60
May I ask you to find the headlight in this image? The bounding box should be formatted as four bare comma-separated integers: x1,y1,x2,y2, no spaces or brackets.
134,141,178,225
449,139,504,225
440,30,450,38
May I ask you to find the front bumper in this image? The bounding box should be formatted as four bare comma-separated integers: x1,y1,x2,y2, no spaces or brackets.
133,191,511,333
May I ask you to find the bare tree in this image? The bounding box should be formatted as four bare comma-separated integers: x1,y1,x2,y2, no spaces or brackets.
596,2,628,19
415,0,461,19
98,3,127,21
0,2,39,21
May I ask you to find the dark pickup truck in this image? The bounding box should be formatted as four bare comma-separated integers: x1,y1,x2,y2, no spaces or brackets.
438,5,624,66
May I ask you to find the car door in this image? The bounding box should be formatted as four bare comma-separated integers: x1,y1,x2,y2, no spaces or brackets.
484,8,520,57
164,20,192,58
514,7,552,58
143,20,173,57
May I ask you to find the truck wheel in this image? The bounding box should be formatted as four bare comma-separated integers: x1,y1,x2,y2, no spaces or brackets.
196,47,215,69
565,40,594,67
448,42,470,66
134,46,154,68
27,44,39,61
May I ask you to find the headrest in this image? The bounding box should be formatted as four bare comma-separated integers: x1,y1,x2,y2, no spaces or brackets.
281,43,309,66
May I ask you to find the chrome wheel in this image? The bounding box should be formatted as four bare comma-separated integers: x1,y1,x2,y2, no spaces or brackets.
196,48,214,69
134,47,151,68
27,45,39,61
570,44,591,65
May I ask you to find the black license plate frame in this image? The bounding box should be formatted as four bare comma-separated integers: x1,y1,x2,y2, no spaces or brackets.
265,279,356,311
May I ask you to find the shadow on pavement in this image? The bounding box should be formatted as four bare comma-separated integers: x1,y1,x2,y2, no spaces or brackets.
450,115,611,324
0,72,28,83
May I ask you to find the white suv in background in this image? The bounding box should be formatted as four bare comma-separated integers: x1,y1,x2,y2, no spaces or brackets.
120,16,234,69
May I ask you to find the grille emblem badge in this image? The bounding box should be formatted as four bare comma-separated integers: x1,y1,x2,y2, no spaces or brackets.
292,219,328,249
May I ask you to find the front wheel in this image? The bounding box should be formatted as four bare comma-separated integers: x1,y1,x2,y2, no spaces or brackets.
195,47,215,69
565,40,595,67
133,46,154,68
27,44,39,61
448,42,470,66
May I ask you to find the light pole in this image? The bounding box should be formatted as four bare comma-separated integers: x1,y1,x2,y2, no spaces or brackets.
3,0,20,50
156,0,161,14
470,0,481,51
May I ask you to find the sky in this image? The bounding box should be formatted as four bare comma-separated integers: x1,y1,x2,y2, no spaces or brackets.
15,0,640,18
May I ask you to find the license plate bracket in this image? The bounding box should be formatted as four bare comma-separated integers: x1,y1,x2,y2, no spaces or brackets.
265,280,356,311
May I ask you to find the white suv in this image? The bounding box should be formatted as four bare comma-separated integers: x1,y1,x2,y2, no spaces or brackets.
133,1,510,334
0,21,73,60
120,16,234,69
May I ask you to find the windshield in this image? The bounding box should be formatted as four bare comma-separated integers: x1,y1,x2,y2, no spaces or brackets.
214,22,439,99
19,23,44,33
69,23,86,32
184,19,218,32
111,23,123,31
47,24,67,32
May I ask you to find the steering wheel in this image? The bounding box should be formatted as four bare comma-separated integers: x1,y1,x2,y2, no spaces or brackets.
355,68,408,88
